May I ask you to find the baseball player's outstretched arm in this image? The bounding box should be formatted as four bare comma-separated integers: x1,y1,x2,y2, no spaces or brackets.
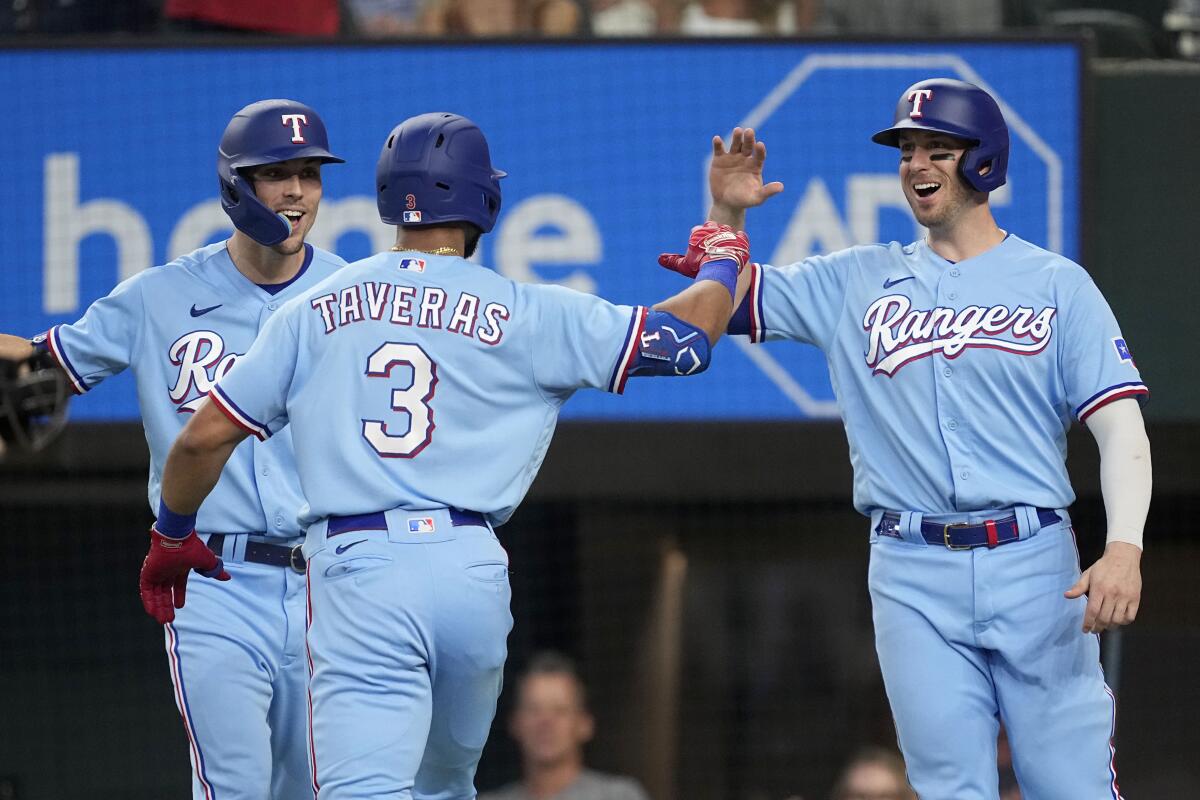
654,280,738,345
707,127,785,230
1064,398,1151,633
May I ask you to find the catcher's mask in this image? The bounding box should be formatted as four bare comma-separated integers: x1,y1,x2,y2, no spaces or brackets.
0,352,70,455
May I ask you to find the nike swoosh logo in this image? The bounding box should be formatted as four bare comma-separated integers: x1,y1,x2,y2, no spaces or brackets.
334,539,367,555
883,276,915,289
190,304,222,317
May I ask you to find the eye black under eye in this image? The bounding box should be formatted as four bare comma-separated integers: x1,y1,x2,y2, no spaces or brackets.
930,153,956,161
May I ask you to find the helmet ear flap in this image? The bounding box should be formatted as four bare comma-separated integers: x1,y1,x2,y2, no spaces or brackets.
219,170,291,246
959,143,1008,193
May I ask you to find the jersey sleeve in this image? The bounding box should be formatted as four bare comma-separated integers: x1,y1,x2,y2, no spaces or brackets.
1060,277,1149,422
733,251,852,348
43,273,146,394
525,283,645,399
208,305,301,441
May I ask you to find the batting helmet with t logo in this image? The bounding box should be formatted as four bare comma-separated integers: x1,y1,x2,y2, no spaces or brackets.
217,99,345,246
871,78,1010,194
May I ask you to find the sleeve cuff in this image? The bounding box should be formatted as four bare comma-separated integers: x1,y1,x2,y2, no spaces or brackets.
728,263,765,342
208,384,271,441
42,326,89,395
1076,382,1150,423
607,306,648,395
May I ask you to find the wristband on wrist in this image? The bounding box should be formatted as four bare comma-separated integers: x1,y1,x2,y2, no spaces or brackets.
695,258,739,301
155,498,197,539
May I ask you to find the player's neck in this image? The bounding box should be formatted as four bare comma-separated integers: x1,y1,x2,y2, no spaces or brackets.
925,204,1005,264
226,232,307,286
522,756,584,798
392,228,466,258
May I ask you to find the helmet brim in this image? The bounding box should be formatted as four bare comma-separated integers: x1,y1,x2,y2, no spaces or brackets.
871,119,980,149
227,145,346,170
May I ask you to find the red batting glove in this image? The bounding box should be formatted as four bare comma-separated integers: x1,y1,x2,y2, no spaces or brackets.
658,222,751,278
139,528,230,624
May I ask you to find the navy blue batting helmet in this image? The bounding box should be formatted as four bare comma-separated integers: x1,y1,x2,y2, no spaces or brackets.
871,78,1009,193
376,112,505,233
218,99,344,246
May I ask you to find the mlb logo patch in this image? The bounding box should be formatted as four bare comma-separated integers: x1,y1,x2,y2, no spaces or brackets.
402,210,423,223
1112,337,1133,363
408,517,436,534
398,258,426,273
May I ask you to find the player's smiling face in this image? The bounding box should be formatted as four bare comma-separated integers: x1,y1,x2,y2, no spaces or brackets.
898,130,977,230
245,157,324,255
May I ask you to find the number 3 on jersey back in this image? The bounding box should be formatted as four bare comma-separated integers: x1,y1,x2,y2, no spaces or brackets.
361,342,438,458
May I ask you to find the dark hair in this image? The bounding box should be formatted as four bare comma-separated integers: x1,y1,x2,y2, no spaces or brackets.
518,650,588,709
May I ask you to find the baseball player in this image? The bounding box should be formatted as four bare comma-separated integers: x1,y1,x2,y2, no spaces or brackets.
0,98,346,799
146,111,750,800
664,79,1151,799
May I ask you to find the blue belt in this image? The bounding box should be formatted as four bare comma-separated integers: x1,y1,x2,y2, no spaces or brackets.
326,508,487,537
876,508,1061,550
206,533,306,573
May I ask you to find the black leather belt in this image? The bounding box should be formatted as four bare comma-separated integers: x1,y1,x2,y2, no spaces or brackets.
206,533,306,573
326,508,487,537
876,508,1061,550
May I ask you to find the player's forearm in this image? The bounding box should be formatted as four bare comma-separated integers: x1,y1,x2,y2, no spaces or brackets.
707,203,746,231
1088,399,1152,550
654,280,734,344
160,400,248,517
0,333,36,361
161,436,240,516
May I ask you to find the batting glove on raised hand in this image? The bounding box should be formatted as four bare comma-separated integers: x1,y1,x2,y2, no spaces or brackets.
139,528,230,624
658,222,751,279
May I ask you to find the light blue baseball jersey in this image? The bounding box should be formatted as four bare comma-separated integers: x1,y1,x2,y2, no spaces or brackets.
43,242,346,538
736,233,1148,515
210,251,646,527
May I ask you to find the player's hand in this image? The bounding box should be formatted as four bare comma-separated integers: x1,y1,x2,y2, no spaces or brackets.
709,127,784,217
1064,541,1142,634
139,528,230,624
658,222,751,278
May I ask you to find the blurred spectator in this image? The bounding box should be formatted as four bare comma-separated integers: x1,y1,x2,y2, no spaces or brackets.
1165,0,1200,57
590,0,657,35
163,0,340,35
531,0,588,35
678,0,815,35
1,0,158,34
479,652,650,800
346,0,426,36
421,0,520,35
816,0,1001,34
830,747,916,800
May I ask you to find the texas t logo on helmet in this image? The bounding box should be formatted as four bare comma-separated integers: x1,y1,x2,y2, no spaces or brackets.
280,113,310,143
907,88,934,117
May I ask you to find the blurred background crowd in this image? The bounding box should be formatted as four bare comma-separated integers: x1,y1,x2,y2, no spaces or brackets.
2,0,1199,59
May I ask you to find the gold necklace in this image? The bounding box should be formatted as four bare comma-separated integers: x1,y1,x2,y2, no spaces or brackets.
390,245,462,257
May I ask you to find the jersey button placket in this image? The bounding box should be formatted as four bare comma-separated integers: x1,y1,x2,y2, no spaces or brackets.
935,268,968,503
